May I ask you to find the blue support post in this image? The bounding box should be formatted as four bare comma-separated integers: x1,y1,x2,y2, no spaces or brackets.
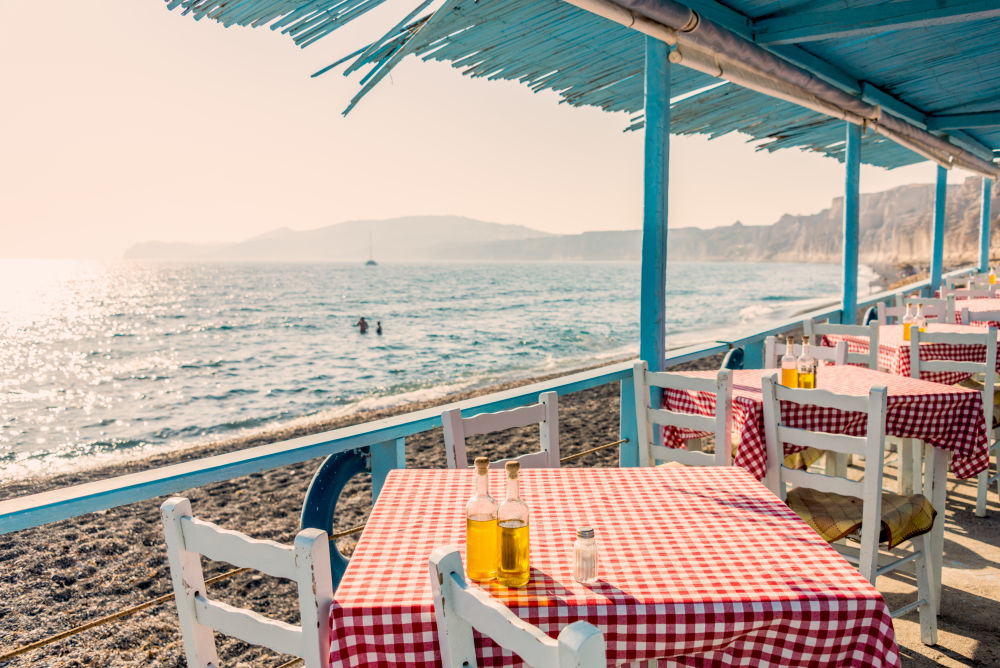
981,177,993,273
618,377,639,467
370,437,406,502
639,36,670,372
842,122,862,324
930,165,947,294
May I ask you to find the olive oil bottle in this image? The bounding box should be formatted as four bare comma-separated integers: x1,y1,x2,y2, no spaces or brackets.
797,335,816,389
780,336,798,387
497,461,530,588
465,457,498,581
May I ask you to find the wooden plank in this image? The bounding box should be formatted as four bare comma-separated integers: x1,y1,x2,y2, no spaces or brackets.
181,516,297,580
194,596,303,658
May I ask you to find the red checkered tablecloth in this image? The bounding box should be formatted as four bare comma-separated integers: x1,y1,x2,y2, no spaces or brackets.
328,467,901,667
823,323,1000,385
953,298,1000,327
661,365,989,480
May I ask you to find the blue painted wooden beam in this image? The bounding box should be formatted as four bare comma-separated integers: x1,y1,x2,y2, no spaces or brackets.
842,122,862,325
754,0,1000,46
639,36,670,371
927,111,1000,131
983,178,994,273
931,166,948,294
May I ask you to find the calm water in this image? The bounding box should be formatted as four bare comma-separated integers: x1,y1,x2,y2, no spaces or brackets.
0,260,873,476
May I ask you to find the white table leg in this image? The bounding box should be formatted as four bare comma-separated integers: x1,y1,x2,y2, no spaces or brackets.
899,439,914,494
923,443,950,617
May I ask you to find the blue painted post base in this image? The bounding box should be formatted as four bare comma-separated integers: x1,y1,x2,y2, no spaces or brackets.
618,378,639,467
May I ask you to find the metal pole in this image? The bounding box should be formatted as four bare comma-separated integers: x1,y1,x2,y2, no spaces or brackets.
981,177,993,273
639,36,670,371
930,165,947,294
842,122,862,324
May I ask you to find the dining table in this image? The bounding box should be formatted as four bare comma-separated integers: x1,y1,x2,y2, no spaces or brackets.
953,297,1000,326
328,467,902,667
822,322,1000,385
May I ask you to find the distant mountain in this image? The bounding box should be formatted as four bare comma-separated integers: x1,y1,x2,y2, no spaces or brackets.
125,178,999,264
124,215,552,261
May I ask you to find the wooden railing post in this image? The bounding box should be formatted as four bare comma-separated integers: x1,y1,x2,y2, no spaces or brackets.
370,437,406,502
618,377,639,467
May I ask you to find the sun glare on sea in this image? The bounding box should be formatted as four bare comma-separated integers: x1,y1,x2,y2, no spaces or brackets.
0,259,104,331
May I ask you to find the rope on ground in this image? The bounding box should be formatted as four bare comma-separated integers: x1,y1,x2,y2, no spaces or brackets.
559,438,627,463
1,439,625,662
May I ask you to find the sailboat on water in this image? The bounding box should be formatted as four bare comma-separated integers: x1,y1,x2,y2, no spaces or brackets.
365,231,377,266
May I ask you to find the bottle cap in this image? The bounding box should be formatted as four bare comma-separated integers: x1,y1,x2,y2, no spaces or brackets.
505,460,520,478
802,335,809,343
474,457,489,473
577,527,595,539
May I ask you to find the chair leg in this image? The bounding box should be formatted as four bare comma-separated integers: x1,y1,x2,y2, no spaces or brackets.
898,439,914,495
916,534,938,645
976,468,989,517
911,441,923,497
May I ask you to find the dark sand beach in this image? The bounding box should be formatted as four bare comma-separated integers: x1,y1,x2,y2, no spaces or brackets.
2,352,998,667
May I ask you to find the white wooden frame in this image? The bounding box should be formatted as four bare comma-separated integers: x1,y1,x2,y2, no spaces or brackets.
910,327,999,517
442,392,559,469
160,497,333,668
803,320,880,369
760,376,937,644
762,335,848,368
429,546,605,668
879,296,954,325
960,307,1000,326
632,361,732,467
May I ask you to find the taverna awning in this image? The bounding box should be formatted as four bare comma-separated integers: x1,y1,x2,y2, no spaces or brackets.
167,0,1000,178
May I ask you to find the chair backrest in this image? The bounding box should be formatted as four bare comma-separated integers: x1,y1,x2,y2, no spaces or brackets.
160,498,333,668
960,307,1000,326
429,546,605,668
632,361,732,467
442,392,559,469
802,320,880,369
762,335,848,368
880,297,954,325
909,327,998,423
941,285,996,300
761,375,888,584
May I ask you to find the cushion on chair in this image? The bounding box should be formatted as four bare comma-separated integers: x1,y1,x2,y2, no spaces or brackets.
786,487,937,549
783,447,825,471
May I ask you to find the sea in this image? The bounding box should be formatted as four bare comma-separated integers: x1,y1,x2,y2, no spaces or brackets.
0,259,877,478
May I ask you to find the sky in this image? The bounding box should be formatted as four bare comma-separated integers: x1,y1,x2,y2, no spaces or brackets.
0,0,976,259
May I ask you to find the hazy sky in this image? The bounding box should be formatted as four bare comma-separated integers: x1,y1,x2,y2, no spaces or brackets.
1,0,975,259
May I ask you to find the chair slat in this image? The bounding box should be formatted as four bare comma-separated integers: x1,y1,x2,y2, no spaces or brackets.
781,468,864,497
194,596,304,658
461,403,547,437
776,425,867,456
181,516,297,580
647,407,715,432
644,370,717,392
649,444,716,466
773,383,871,413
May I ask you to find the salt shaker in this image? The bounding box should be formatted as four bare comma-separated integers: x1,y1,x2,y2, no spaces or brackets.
573,527,598,584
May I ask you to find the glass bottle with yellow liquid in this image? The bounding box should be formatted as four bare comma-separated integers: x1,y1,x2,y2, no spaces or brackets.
902,303,915,341
780,336,798,387
497,461,530,588
990,267,996,285
797,335,816,389
465,457,498,582
915,303,927,335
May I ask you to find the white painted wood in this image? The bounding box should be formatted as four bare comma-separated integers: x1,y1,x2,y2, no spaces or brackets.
442,392,559,469
632,361,732,468
895,295,956,322
960,307,1000,325
762,335,848,368
161,498,219,667
776,425,867,456
804,320,880,369
942,286,997,300
181,516,298,580
761,377,936,642
429,546,605,668
160,497,333,667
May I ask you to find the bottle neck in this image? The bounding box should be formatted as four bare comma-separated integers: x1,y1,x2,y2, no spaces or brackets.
504,475,521,501
799,342,810,358
475,470,489,496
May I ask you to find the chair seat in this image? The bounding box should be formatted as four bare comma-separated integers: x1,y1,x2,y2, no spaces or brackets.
786,487,937,549
783,447,825,471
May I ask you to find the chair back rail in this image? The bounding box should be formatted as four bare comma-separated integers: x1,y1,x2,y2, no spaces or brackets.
803,320,880,369
960,308,1000,325
632,361,732,467
429,546,605,668
909,327,998,426
161,497,333,668
763,336,848,368
880,297,954,325
442,392,559,469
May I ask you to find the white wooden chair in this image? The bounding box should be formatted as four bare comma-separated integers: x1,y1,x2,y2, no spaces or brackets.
960,307,1000,326
943,286,997,300
760,377,937,645
803,320,880,369
429,546,605,668
632,360,732,467
160,498,333,668
910,327,999,517
442,392,559,469
762,336,848,368
879,296,954,325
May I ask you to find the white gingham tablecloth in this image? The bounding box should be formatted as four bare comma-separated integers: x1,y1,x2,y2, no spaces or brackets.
328,467,900,667
823,323,1000,385
661,365,989,480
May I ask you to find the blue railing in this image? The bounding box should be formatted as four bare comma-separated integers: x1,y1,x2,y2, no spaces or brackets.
0,266,977,537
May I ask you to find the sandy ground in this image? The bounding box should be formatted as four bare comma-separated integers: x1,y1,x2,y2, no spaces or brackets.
2,352,999,667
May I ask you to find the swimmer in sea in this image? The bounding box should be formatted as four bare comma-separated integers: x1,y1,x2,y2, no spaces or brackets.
376,321,382,335
355,316,368,334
